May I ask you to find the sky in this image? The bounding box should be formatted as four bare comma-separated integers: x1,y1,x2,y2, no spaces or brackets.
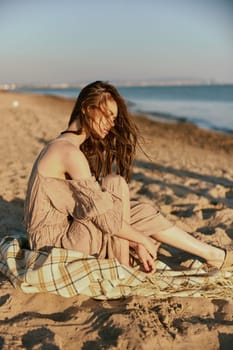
0,0,233,85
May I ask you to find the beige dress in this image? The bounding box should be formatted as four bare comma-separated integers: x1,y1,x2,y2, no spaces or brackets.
24,139,173,261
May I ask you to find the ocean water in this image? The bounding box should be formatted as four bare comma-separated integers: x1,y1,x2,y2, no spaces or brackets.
15,84,233,134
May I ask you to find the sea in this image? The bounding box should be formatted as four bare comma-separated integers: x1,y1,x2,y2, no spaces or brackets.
15,84,233,135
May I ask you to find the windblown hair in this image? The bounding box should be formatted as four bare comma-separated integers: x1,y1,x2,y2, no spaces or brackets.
68,81,139,182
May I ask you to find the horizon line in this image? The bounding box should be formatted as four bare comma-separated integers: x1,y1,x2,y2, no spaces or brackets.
1,78,233,90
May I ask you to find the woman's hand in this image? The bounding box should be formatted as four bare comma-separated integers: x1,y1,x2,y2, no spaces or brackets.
141,236,160,261
117,222,160,273
135,244,155,273
134,238,160,274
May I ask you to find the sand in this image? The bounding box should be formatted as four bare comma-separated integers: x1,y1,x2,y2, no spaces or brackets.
1,91,233,349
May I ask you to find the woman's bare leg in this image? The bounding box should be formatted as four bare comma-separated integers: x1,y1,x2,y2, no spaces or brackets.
130,201,225,268
152,226,225,268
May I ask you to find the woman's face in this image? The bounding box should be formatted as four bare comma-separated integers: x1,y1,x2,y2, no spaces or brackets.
87,98,118,139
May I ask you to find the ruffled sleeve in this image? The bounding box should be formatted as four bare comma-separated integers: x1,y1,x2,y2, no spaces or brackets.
69,177,123,236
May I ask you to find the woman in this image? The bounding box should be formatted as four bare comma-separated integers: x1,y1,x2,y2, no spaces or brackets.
24,80,231,274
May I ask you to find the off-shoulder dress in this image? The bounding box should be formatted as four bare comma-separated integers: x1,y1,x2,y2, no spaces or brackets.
24,138,173,262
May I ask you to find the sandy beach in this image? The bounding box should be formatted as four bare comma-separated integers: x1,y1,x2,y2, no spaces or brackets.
1,91,233,349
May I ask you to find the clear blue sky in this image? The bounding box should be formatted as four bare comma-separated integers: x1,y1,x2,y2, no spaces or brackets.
1,0,233,85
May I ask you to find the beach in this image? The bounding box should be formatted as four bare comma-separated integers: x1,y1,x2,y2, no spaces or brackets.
1,91,233,349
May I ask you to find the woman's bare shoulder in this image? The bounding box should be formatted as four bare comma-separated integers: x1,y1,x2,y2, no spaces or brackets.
62,143,91,180
37,139,91,179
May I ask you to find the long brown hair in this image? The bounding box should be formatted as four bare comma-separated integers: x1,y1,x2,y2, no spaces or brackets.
68,81,139,182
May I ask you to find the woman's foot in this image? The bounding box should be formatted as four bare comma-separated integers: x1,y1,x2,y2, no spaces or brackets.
206,247,225,269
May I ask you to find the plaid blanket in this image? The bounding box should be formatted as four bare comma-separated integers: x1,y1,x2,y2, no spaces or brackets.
0,234,232,300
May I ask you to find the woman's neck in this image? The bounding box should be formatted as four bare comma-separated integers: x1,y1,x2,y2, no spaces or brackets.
60,128,87,146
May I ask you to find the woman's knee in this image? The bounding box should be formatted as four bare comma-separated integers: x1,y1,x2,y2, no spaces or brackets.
102,174,129,198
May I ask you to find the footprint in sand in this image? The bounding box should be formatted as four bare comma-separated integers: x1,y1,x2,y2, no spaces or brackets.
0,294,10,307
22,327,60,350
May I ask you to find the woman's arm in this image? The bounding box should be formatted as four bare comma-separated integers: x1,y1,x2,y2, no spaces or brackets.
118,221,158,260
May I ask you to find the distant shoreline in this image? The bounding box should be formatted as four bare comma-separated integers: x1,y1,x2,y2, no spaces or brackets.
132,109,233,136
3,87,233,136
